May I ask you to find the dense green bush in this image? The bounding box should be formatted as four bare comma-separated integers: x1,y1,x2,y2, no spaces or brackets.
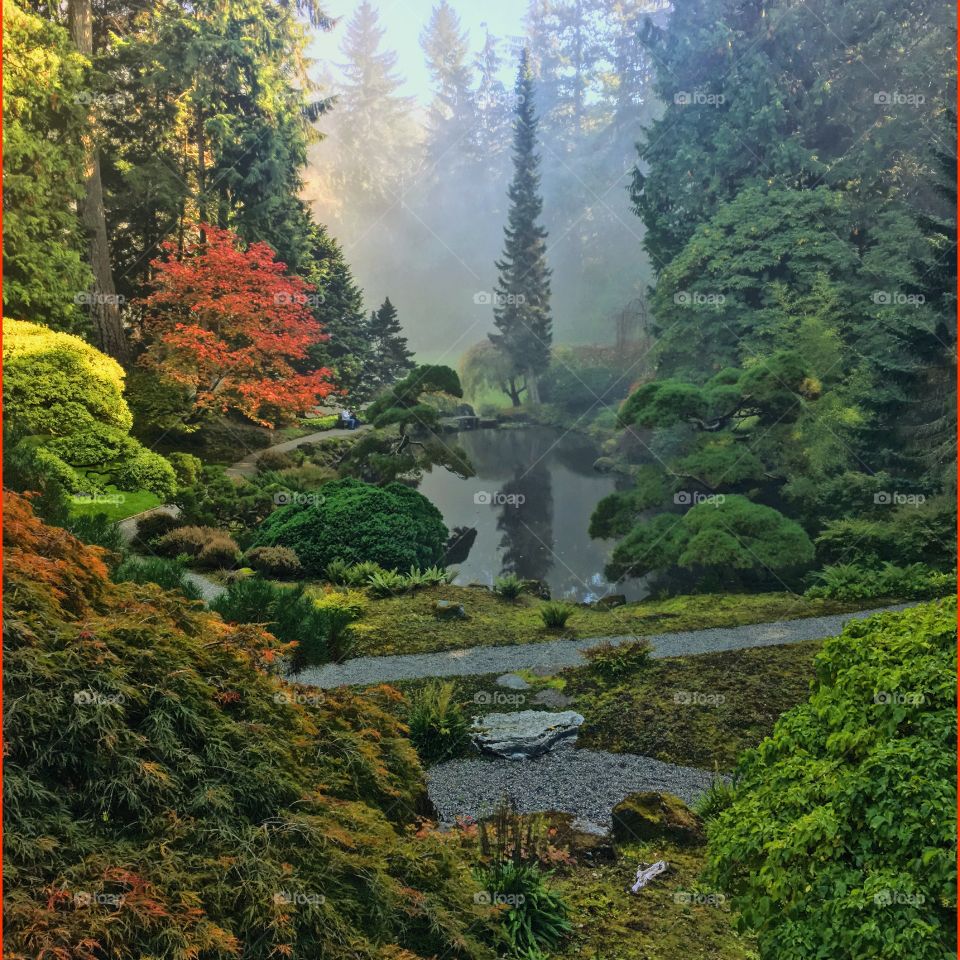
175,466,276,530
706,602,957,959
135,510,184,546
113,556,203,601
211,578,359,668
806,562,953,601
166,451,203,488
3,320,177,499
815,499,956,569
406,681,472,765
155,525,240,569
252,478,448,574
244,545,303,578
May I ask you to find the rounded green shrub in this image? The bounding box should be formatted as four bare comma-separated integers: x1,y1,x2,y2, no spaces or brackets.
243,545,303,578
251,478,448,574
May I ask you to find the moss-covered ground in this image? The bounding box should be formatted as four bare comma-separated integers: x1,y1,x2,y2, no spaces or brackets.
378,638,819,770
346,585,862,656
552,841,756,960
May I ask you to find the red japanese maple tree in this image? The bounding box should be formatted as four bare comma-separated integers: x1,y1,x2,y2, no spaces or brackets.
139,224,336,426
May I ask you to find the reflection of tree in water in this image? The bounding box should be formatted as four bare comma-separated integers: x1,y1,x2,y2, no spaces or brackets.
444,526,477,565
497,461,554,583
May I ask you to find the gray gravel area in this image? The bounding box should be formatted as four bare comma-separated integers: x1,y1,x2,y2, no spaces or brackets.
226,424,369,477
427,743,723,832
183,571,227,603
294,604,914,688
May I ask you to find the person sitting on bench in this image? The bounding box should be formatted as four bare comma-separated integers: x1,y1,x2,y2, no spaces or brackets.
339,408,359,430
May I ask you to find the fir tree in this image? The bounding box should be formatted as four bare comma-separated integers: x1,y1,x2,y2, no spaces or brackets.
369,297,415,390
489,49,552,407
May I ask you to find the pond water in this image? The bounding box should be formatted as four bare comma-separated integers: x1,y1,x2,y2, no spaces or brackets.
417,426,648,602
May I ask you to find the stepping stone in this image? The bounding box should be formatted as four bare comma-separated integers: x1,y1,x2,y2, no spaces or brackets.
531,688,573,709
472,709,584,760
495,673,531,690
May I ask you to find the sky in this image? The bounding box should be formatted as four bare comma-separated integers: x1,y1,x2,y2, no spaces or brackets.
308,0,528,103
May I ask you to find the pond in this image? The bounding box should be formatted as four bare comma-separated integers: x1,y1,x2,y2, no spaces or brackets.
417,425,648,602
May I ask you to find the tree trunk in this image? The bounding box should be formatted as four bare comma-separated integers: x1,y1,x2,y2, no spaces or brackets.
68,0,127,362
525,373,540,406
507,377,523,407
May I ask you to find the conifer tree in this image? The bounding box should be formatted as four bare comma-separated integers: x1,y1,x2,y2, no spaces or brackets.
489,49,552,406
369,297,415,390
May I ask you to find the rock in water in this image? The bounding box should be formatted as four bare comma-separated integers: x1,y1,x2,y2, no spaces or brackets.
473,710,584,760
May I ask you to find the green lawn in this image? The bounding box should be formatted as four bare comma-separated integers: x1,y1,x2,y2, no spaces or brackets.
344,585,868,656
68,488,162,522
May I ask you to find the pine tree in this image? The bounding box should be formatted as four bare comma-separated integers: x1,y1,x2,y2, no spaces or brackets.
301,225,374,403
489,49,552,407
369,297,415,390
328,1,417,210
419,1,477,163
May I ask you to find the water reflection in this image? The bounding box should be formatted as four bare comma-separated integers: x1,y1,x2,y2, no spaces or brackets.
417,426,647,601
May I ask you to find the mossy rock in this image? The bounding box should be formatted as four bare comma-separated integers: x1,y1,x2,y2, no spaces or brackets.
611,791,705,847
434,600,466,620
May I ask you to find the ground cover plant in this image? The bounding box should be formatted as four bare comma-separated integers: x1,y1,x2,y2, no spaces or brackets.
2,493,497,959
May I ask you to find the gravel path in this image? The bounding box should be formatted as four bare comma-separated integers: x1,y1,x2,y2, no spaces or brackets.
427,743,723,833
226,424,369,477
294,603,914,688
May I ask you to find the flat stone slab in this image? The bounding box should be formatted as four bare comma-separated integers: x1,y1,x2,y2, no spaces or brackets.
495,673,531,690
473,709,584,760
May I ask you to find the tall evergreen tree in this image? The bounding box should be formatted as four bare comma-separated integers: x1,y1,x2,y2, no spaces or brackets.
489,49,552,407
419,1,477,163
301,225,374,403
368,297,415,390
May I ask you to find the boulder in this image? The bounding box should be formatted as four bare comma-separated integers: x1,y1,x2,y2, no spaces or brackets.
611,792,705,847
434,600,466,620
495,673,531,690
531,688,574,709
472,710,584,760
592,456,616,473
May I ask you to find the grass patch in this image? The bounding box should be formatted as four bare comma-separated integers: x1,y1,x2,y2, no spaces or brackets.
68,488,161,522
566,640,821,769
347,585,867,656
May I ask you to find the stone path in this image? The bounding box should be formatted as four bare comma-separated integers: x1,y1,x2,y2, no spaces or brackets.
293,604,914,688
226,424,369,477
